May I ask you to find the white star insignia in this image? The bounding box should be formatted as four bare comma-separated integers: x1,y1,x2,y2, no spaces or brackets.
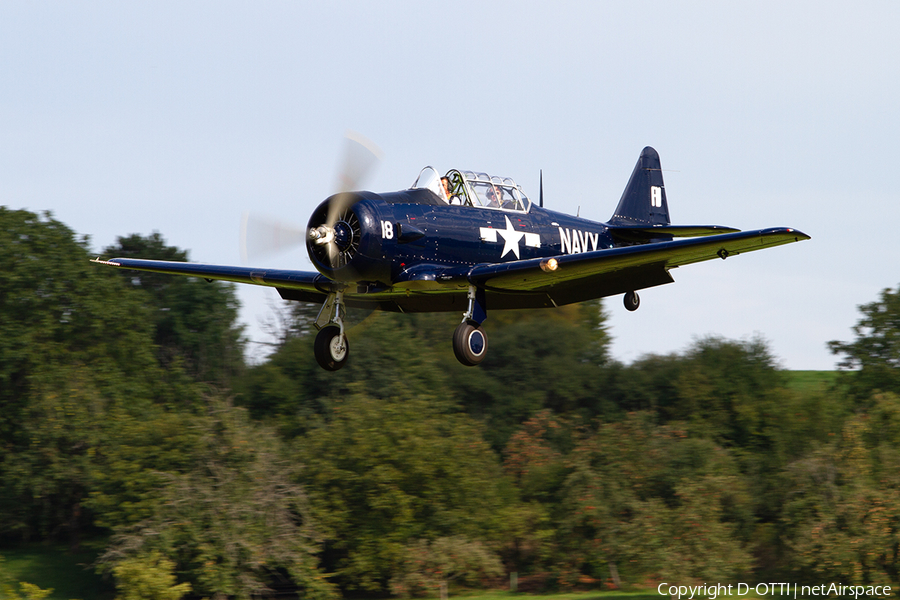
479,217,540,259
496,216,525,258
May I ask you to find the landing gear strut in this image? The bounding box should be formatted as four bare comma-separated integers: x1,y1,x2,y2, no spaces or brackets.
624,291,640,312
314,290,349,371
453,285,488,366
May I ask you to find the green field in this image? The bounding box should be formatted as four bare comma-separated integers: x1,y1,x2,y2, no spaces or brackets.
0,554,671,600
784,370,839,393
0,545,113,600
449,593,660,600
2,550,885,600
428,592,767,600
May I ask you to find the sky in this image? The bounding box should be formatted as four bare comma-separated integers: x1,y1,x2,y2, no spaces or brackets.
2,1,898,370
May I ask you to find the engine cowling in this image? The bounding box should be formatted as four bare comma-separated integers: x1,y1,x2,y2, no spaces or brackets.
306,193,389,284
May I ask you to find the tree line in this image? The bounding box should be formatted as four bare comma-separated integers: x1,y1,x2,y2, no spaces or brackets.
1,206,898,599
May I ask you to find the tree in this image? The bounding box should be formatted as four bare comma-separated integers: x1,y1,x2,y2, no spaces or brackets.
103,232,245,386
549,413,754,586
830,283,900,402
0,210,162,415
0,209,185,543
236,299,612,445
84,405,205,532
449,301,613,450
501,411,572,575
297,393,513,593
111,551,192,600
781,394,900,585
100,399,335,600
235,311,460,440
389,536,504,598
650,337,786,445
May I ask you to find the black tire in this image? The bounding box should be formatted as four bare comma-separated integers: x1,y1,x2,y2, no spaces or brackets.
624,291,640,312
452,321,488,366
314,326,349,371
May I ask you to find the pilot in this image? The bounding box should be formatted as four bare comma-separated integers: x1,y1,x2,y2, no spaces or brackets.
442,177,461,205
486,186,501,208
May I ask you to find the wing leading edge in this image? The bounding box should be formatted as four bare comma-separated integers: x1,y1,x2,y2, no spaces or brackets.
468,227,810,294
92,257,330,294
94,227,809,312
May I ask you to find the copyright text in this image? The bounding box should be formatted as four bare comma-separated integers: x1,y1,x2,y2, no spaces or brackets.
657,582,893,599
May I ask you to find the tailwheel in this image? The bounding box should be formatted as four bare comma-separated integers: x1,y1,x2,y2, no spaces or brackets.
624,291,640,312
453,321,488,366
314,325,349,371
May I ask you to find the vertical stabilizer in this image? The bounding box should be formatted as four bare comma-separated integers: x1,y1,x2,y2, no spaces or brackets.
608,146,670,226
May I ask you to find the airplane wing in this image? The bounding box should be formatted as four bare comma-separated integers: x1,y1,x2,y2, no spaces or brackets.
467,227,810,298
92,257,331,300
94,227,809,311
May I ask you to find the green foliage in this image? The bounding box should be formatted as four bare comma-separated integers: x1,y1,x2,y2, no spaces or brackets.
452,325,599,450
550,413,754,585
236,300,612,446
0,557,55,600
297,393,513,593
2,367,108,544
100,399,335,600
103,233,245,386
0,545,112,600
781,393,900,585
0,209,191,544
11,207,900,595
451,302,613,451
504,411,572,500
235,310,458,437
10,583,53,600
84,407,204,532
618,336,787,446
389,536,504,598
830,283,900,402
110,551,191,600
0,209,162,420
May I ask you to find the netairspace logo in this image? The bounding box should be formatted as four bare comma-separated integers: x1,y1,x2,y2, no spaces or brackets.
657,582,894,599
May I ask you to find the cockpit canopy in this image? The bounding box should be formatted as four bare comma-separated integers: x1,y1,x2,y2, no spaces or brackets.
411,167,532,212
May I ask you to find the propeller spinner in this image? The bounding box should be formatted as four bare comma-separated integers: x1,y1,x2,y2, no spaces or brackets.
306,196,363,272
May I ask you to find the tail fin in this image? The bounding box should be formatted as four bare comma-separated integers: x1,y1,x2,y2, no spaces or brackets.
608,146,669,226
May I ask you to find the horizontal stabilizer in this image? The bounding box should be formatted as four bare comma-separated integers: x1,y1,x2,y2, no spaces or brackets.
608,224,740,243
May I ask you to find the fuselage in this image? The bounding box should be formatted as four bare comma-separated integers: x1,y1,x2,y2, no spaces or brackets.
308,188,617,286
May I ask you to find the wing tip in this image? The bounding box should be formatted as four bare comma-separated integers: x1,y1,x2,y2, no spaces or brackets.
779,227,811,241
90,257,121,266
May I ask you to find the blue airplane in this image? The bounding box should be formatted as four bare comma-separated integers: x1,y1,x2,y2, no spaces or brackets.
93,146,809,370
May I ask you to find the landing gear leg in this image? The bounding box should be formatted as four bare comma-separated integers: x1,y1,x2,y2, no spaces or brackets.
453,286,488,366
624,291,640,312
314,290,349,371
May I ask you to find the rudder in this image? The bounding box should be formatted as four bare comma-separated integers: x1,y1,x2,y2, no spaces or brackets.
608,146,670,226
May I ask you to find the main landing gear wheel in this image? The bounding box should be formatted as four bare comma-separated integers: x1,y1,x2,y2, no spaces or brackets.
453,321,488,366
624,291,640,312
314,326,349,371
